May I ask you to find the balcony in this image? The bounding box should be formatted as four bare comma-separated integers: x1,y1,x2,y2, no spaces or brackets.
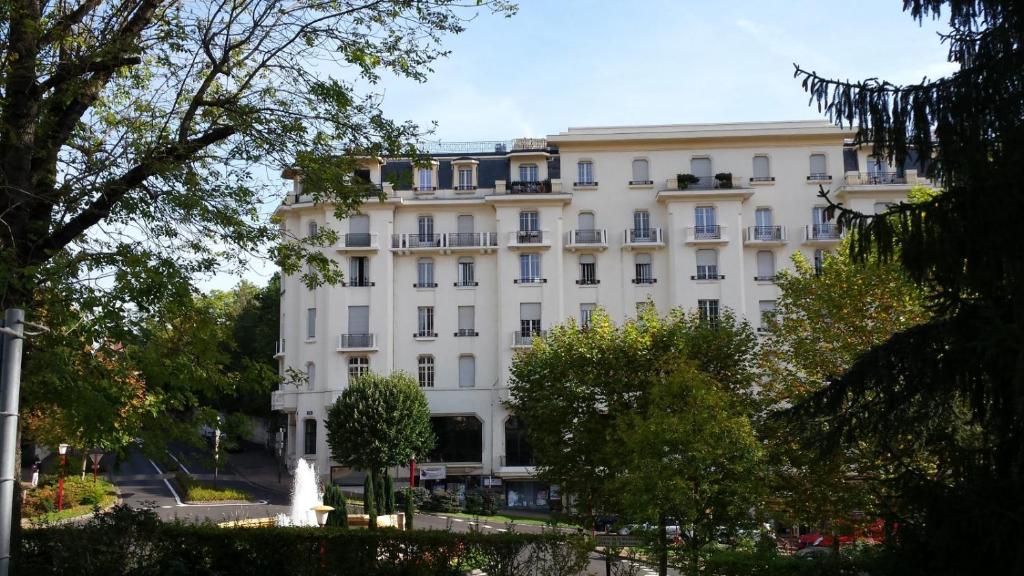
512,330,547,348
336,333,377,352
685,225,728,244
270,390,297,411
391,233,443,254
623,228,665,249
743,226,786,245
274,339,285,359
564,229,608,251
506,180,552,194
754,275,776,283
803,223,843,244
838,170,923,195
576,278,600,286
336,232,379,252
454,329,479,337
508,230,551,249
513,277,547,285
807,173,832,183
573,180,599,190
691,269,725,281
632,277,657,285
446,232,498,251
413,330,438,339
343,278,374,287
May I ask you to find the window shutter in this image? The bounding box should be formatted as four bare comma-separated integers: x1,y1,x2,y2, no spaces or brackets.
458,215,474,234
458,306,474,331
810,154,827,175
348,306,369,333
691,158,711,178
577,212,595,229
753,156,769,178
632,159,649,181
459,356,475,388
350,215,369,234
520,302,541,321
635,253,652,265
696,249,717,267
757,251,775,277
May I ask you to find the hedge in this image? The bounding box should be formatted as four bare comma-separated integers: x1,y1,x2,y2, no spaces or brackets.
17,505,592,576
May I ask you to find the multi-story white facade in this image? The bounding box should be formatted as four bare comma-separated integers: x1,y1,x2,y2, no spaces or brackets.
271,120,923,509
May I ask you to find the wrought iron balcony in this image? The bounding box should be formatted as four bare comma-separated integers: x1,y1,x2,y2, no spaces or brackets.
507,180,551,194
413,331,438,339
805,223,842,242
454,329,479,337
850,171,907,185
744,226,786,243
446,232,498,248
337,333,376,350
632,277,657,285
692,269,725,280
807,173,832,181
576,278,600,285
624,228,664,246
344,278,374,287
514,277,547,285
508,230,550,248
512,330,547,348
686,225,727,243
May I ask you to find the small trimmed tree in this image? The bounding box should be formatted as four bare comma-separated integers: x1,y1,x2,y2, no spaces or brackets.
323,485,348,528
405,488,415,530
326,372,435,529
363,474,376,529
384,474,395,514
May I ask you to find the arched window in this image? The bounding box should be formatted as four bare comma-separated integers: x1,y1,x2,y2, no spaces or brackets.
306,362,316,391
307,220,318,237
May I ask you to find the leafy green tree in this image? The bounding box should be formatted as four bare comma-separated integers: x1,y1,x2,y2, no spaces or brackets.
759,244,931,548
509,306,761,576
326,372,434,529
789,1,1024,572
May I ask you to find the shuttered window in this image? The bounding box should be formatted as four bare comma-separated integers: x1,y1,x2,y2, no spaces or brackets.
459,355,476,388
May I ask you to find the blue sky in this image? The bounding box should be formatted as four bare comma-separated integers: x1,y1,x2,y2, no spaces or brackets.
201,0,955,292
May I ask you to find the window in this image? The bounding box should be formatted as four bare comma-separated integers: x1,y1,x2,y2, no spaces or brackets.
632,210,651,241
347,305,370,348
759,300,777,332
307,220,318,238
576,160,594,185
504,416,534,467
457,257,475,286
814,249,826,276
417,167,433,189
305,362,316,391
458,355,476,388
754,207,777,241
577,211,595,230
756,250,776,281
519,253,541,283
348,356,369,381
457,306,476,336
418,355,434,388
634,253,654,284
578,254,597,284
520,303,541,335
417,306,435,337
809,153,828,178
304,419,316,455
696,249,719,279
458,167,473,188
417,215,434,240
812,207,838,239
695,206,717,234
691,157,712,186
519,163,538,182
348,215,370,247
349,256,370,286
866,155,891,176
306,307,316,339
752,155,771,180
428,416,482,463
631,159,650,183
580,303,596,328
416,258,435,287
698,299,720,325
519,211,539,231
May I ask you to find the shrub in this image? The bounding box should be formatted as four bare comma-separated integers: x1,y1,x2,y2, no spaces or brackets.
383,474,395,514
174,472,250,502
18,505,592,576
677,173,700,189
322,485,348,528
424,489,460,513
714,172,733,188
404,488,415,531
22,476,117,519
464,489,499,516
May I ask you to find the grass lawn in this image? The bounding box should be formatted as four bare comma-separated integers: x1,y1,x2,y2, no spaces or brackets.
429,510,579,528
174,472,251,502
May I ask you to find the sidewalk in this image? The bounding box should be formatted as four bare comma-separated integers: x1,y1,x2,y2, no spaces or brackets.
223,441,291,496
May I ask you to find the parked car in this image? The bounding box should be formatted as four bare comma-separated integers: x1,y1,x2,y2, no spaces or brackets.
618,519,681,537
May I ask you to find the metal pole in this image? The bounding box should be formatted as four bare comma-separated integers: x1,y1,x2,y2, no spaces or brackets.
214,417,221,488
0,309,25,576
57,455,65,511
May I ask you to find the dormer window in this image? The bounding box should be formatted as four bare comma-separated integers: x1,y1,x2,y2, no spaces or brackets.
416,168,433,190
452,158,479,191
519,163,539,182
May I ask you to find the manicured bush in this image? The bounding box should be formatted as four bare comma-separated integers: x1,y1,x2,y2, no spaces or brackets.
383,474,395,514
363,472,376,528
21,476,117,520
714,172,733,188
423,489,460,513
677,173,700,189
17,505,592,576
174,472,250,502
404,488,415,531
322,485,348,528
463,488,499,516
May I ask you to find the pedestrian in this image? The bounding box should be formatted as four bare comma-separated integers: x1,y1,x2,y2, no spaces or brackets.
30,459,40,488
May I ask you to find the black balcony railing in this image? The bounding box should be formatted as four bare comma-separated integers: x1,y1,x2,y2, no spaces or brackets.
629,180,654,185
692,270,725,280
345,278,374,287
454,281,479,287
514,277,547,284
811,223,842,240
406,233,442,248
414,331,438,338
570,229,604,244
576,278,600,285
454,329,479,337
632,277,657,285
807,173,832,181
693,224,722,240
749,226,783,241
863,171,906,185
574,180,599,187
507,180,551,194
628,229,659,243
339,333,374,348
344,232,372,247
454,185,478,191
413,282,438,288
754,275,776,282
516,230,544,244
749,176,775,183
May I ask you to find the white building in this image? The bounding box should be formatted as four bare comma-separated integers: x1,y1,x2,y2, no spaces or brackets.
271,120,924,509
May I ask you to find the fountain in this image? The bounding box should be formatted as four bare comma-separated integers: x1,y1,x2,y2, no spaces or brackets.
275,457,323,526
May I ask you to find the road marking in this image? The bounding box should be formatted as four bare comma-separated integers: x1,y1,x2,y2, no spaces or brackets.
165,451,190,475
451,518,464,523
496,528,507,532
148,459,183,506
160,505,172,509
483,525,493,530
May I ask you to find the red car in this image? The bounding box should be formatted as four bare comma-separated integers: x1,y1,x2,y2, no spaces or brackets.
797,519,889,549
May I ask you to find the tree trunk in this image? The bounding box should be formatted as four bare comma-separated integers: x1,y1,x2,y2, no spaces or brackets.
658,511,668,576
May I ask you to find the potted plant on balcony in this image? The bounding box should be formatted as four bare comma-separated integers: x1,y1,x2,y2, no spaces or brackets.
676,173,699,190
714,172,733,189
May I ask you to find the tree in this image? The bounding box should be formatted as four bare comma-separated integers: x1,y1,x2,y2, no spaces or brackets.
326,372,434,529
508,306,761,576
788,1,1024,573
323,484,348,528
759,243,931,548
363,473,376,529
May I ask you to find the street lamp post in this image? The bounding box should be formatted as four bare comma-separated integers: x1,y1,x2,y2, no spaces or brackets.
275,429,284,485
57,443,69,511
213,416,221,488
